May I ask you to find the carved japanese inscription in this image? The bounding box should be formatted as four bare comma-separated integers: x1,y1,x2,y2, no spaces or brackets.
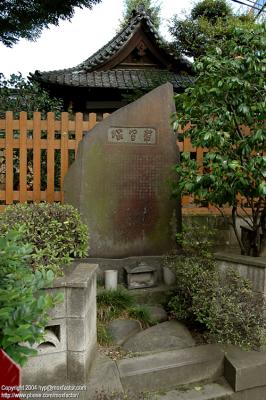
108,127,157,144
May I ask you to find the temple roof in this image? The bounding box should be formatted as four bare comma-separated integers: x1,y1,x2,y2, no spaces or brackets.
31,6,193,90
33,69,193,90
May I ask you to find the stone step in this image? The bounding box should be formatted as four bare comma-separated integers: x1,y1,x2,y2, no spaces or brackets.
117,344,224,393
151,379,233,400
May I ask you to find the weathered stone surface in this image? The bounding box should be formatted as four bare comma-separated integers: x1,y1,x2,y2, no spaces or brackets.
122,320,195,352
215,253,266,294
86,352,123,397
64,83,180,257
117,344,224,393
224,345,266,392
107,319,141,345
22,263,98,385
153,378,233,399
22,352,67,385
145,305,168,323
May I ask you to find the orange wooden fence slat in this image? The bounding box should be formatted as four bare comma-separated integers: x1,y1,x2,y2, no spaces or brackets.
47,112,55,203
5,112,14,205
19,112,27,203
87,113,97,131
75,113,83,156
60,112,69,203
33,112,41,202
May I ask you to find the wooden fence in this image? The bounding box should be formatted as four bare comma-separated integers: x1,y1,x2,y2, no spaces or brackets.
0,111,217,214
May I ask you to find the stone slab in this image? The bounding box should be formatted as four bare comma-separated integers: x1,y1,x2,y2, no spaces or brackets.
122,321,195,352
152,378,233,399
107,319,142,345
230,384,266,400
86,352,124,398
224,345,266,392
64,83,180,257
117,344,224,393
22,352,67,385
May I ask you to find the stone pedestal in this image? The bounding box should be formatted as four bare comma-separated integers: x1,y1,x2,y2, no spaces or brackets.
22,263,98,385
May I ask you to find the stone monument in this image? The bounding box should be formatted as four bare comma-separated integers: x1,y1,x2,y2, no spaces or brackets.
64,83,180,257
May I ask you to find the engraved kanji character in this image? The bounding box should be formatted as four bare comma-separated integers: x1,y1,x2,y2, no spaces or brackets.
129,129,137,141
111,128,124,141
144,129,153,143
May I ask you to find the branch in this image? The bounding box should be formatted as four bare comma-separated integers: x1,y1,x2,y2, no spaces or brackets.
237,207,254,230
226,101,244,140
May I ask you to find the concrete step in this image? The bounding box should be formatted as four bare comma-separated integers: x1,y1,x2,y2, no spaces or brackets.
117,344,224,393
151,379,233,399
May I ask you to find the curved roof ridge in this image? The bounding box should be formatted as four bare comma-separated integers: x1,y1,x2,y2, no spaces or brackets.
76,9,152,72
75,6,187,72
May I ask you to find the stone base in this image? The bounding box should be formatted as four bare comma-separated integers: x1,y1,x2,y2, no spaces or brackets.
22,263,98,385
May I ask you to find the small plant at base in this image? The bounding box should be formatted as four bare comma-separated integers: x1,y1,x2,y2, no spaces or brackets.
97,287,152,345
127,305,153,328
0,230,63,366
0,203,89,275
97,287,135,323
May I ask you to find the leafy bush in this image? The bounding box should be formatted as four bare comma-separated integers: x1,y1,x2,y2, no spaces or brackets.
0,203,89,275
166,224,265,349
0,230,63,366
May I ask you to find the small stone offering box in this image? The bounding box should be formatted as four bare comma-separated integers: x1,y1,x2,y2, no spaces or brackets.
124,262,156,289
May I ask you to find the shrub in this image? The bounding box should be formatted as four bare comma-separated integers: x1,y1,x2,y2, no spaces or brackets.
0,230,63,366
0,203,89,275
166,224,265,349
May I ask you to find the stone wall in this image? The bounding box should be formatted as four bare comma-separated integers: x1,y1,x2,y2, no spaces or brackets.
215,253,266,295
22,263,98,385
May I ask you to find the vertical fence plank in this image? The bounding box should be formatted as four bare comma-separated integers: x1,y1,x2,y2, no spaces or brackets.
33,112,41,202
196,148,204,174
75,113,83,156
47,112,55,203
5,112,13,205
19,112,27,203
88,113,97,131
60,112,69,203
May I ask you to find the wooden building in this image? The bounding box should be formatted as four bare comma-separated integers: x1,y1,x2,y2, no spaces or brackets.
31,6,193,118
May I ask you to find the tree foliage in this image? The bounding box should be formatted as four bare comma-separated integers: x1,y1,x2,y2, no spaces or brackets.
0,0,101,47
172,24,266,256
168,0,255,58
120,0,161,29
0,73,63,118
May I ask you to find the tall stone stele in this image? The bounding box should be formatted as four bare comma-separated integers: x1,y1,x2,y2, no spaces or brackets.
64,83,180,257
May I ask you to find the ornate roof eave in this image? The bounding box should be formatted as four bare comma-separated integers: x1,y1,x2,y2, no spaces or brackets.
75,8,191,73
30,7,192,84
